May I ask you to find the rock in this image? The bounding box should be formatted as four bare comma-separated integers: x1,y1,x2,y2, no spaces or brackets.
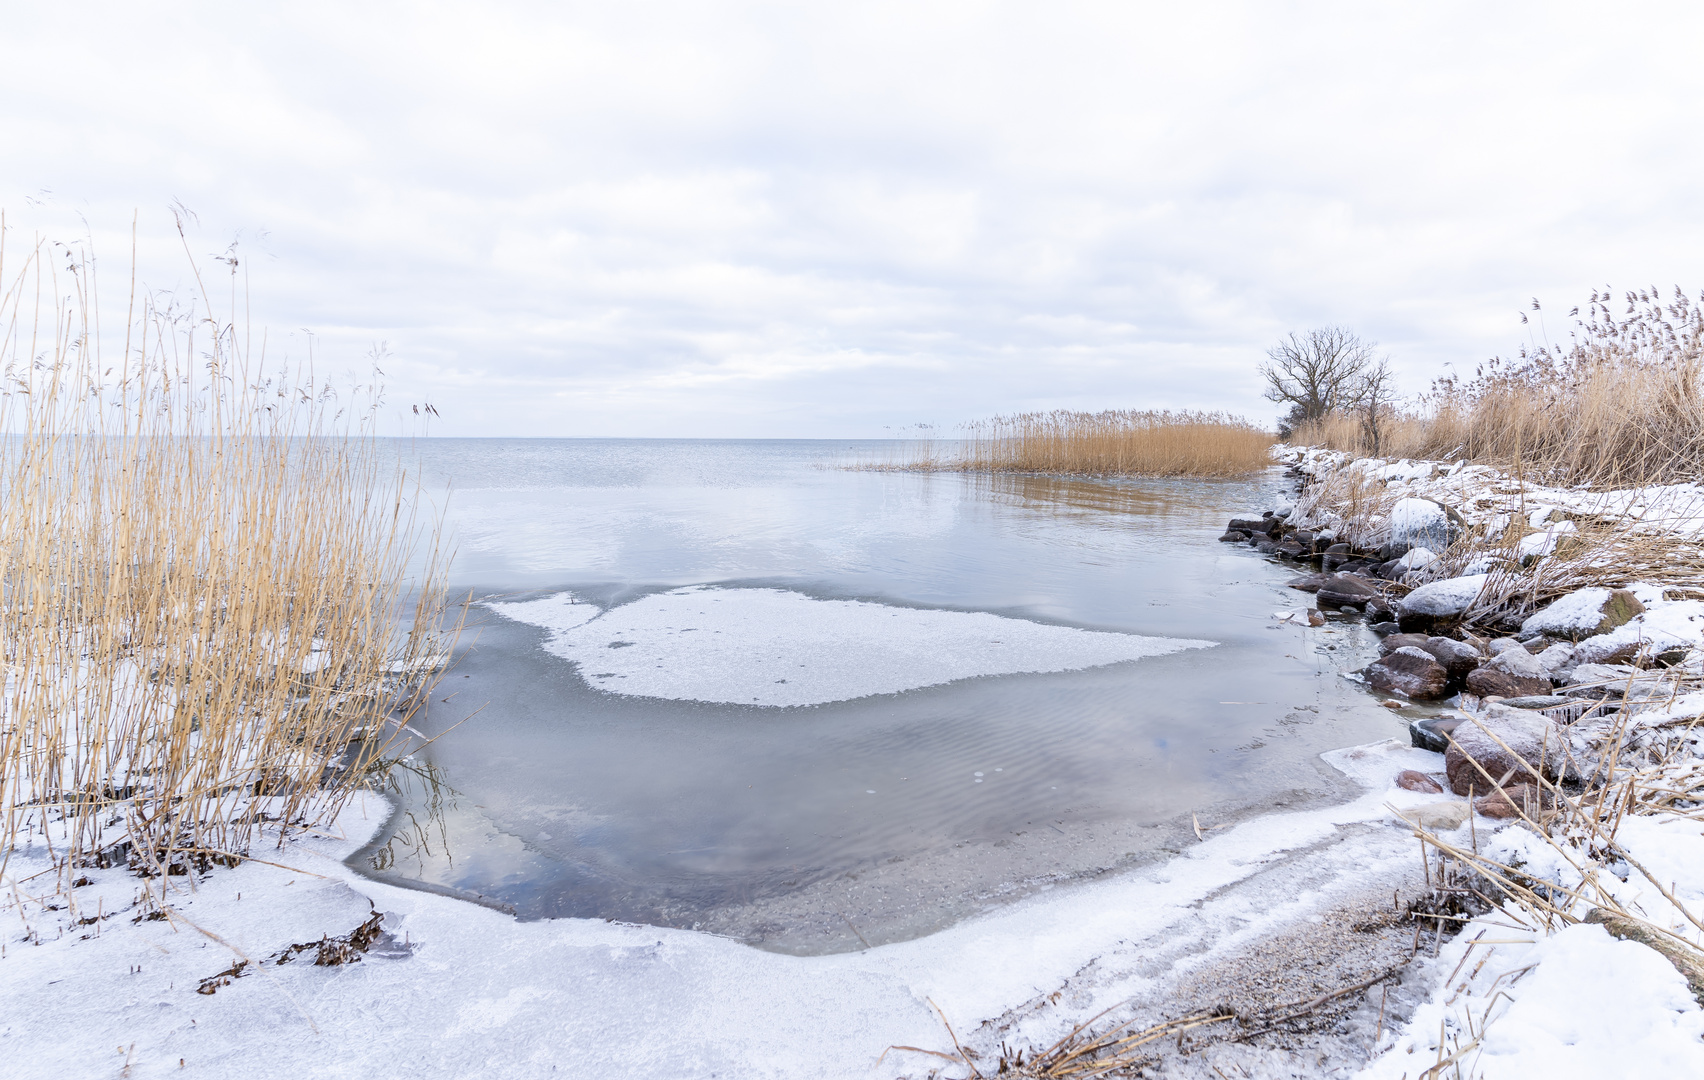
1486,645,1550,680
1583,908,1704,1007
1474,783,1547,819
1520,588,1646,639
1397,547,1440,572
1410,716,1461,753
1218,530,1250,542
1255,540,1281,554
1498,694,1573,710
1485,637,1526,657
1228,517,1274,534
1316,573,1380,608
1395,769,1444,794
1375,559,1406,581
1465,666,1553,699
1424,636,1482,680
1536,642,1576,676
1396,574,1489,632
1293,530,1316,546
1367,648,1450,699
1369,621,1401,636
1286,572,1330,593
1378,633,1432,655
1323,542,1351,556
1396,801,1472,831
1387,497,1456,551
1444,706,1568,796
1571,633,1645,666
1274,541,1307,558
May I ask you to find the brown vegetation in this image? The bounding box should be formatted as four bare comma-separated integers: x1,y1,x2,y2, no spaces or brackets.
870,410,1275,478
0,218,453,890
1294,288,1704,489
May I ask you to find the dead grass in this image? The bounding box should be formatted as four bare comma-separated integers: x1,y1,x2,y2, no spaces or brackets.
865,410,1275,478
1295,288,1704,489
0,216,454,892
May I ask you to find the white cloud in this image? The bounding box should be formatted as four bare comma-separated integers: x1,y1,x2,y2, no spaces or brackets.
4,1,1702,435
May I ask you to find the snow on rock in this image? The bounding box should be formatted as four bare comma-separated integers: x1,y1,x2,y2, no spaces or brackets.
1518,519,1577,559
1396,547,1439,571
1386,497,1453,550
1521,587,1644,638
1398,574,1489,618
1571,601,1704,665
494,586,1214,707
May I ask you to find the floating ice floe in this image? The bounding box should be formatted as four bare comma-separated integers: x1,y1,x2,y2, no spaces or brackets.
491,586,1214,706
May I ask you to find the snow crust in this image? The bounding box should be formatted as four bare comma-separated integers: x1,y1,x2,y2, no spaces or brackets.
1521,587,1617,636
1398,574,1488,617
2,741,1450,1080
492,586,1213,706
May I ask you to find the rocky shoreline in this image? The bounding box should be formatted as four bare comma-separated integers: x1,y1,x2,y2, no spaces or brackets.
1220,450,1704,829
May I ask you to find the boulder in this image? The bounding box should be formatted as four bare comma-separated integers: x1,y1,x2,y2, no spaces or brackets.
1486,644,1550,680
1228,517,1274,534
1378,633,1432,655
1410,716,1461,753
1316,573,1380,609
1520,587,1645,640
1286,572,1331,593
1397,547,1441,572
1474,783,1547,819
1444,706,1568,796
1387,497,1456,551
1367,647,1450,699
1396,574,1489,632
1424,636,1482,680
1395,769,1444,794
1218,530,1250,542
1369,620,1401,636
1465,666,1553,699
1274,541,1307,558
1255,540,1281,554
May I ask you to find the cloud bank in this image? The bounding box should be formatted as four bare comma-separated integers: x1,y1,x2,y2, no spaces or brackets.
4,2,1700,436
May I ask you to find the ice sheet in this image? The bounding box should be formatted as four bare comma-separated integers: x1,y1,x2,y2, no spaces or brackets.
493,586,1215,706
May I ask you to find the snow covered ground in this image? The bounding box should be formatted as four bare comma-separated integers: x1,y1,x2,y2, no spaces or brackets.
489,586,1212,707
4,739,1488,1080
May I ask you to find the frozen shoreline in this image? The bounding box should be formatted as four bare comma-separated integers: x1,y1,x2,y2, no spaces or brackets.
3,739,1461,1080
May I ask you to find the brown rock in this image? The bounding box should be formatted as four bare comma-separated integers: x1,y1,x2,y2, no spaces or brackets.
1286,573,1330,593
1395,769,1444,794
1474,783,1546,818
1444,707,1568,797
1367,648,1450,699
1465,666,1553,699
1317,573,1380,609
1378,633,1432,655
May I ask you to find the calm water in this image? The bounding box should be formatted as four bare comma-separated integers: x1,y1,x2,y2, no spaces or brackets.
355,439,1401,953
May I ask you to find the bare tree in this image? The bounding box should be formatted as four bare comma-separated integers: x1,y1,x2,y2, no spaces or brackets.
1260,327,1385,436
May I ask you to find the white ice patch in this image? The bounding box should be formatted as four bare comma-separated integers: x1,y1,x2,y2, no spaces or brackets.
494,586,1213,706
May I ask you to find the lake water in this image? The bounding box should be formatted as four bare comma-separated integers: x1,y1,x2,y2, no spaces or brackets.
354,439,1401,953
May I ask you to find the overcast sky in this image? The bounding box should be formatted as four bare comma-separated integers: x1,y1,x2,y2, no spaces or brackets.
4,2,1701,437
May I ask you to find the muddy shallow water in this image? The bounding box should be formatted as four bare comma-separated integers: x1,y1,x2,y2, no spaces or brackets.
354,439,1402,953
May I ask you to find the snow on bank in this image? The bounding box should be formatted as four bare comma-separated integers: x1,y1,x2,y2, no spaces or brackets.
4,741,1453,1079
490,586,1213,706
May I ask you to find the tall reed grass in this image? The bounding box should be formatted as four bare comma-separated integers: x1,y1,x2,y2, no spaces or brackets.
1295,288,1704,488
869,410,1274,478
0,218,453,887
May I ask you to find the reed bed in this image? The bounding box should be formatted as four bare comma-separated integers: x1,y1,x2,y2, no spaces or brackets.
1294,288,1704,489
865,410,1274,478
0,221,453,892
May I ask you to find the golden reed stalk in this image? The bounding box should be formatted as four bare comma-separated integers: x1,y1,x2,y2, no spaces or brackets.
873,410,1274,478
0,215,453,886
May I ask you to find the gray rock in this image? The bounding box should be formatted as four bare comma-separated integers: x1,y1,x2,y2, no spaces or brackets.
1466,665,1553,699
1286,572,1330,593
1218,530,1250,542
1378,633,1432,655
1410,716,1461,753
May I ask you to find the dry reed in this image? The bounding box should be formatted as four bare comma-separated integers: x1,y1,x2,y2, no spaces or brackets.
868,410,1274,478
1295,288,1704,489
0,216,453,892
